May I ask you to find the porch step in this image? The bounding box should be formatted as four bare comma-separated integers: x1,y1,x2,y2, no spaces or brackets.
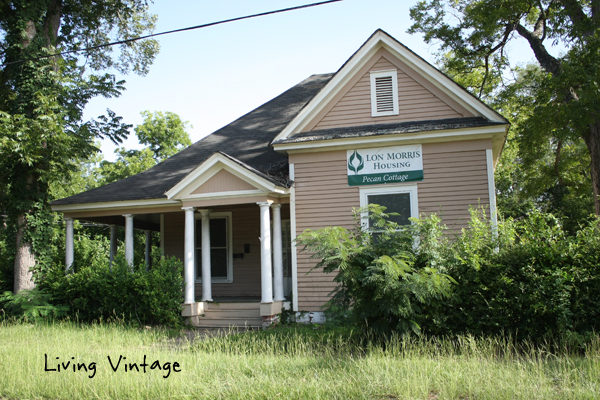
205,302,259,311
191,301,263,328
194,316,263,328
204,309,261,318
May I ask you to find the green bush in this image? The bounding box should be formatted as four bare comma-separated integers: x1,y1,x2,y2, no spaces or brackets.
412,209,600,340
298,205,600,340
0,289,69,321
296,205,454,335
40,249,184,327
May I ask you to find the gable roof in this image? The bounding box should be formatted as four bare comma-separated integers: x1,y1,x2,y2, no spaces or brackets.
272,29,507,144
51,73,333,206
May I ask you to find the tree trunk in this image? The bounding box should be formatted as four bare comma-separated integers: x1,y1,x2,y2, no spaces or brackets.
13,214,36,293
584,121,600,215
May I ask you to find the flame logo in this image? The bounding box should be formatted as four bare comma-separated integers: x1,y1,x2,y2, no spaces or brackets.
348,150,364,174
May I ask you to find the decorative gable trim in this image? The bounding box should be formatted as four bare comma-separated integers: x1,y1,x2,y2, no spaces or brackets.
370,69,399,117
165,152,288,200
272,29,507,143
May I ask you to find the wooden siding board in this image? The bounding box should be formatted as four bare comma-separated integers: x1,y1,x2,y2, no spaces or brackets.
293,140,491,310
191,169,257,194
311,54,463,130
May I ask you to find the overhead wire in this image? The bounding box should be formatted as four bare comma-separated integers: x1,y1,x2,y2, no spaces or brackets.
1,0,342,67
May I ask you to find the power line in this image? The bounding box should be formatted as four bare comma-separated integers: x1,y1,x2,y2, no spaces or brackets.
1,0,342,67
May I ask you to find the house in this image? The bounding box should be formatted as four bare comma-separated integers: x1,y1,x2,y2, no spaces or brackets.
51,30,509,328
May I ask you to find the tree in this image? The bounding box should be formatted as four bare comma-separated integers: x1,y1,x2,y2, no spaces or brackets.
97,110,192,185
409,0,600,216
135,110,192,162
0,1,159,292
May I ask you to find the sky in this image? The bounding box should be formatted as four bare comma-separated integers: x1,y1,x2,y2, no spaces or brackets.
85,0,543,161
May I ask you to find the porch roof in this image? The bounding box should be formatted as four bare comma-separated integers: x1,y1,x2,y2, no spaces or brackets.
51,73,334,206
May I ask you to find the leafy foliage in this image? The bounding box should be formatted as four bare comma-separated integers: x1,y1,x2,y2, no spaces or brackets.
0,289,69,321
135,111,192,162
40,249,184,327
95,110,192,186
296,205,454,335
0,0,159,292
409,0,600,216
411,209,600,340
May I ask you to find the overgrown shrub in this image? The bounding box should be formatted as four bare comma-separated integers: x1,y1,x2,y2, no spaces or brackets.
298,205,600,340
296,205,454,335
40,249,184,327
411,209,600,340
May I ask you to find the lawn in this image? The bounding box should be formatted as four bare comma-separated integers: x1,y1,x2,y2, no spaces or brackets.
0,320,599,399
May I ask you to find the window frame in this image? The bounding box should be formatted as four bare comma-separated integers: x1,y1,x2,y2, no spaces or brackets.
194,211,233,284
370,69,399,117
359,184,419,230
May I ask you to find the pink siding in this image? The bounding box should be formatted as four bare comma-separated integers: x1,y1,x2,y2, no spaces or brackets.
291,139,492,310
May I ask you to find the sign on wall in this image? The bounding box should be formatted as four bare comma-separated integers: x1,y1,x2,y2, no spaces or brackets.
346,144,423,186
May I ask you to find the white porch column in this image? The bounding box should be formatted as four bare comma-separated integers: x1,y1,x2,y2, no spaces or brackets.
199,209,213,302
123,214,134,267
65,217,74,271
109,224,117,267
272,204,285,301
183,207,196,304
145,230,152,270
258,201,273,304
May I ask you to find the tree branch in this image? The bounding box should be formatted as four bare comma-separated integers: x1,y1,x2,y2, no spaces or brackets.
554,139,565,186
515,23,561,74
559,0,591,33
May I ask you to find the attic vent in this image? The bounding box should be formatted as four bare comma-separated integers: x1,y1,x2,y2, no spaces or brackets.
370,70,399,117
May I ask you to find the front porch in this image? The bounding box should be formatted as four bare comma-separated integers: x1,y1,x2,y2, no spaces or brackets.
60,200,293,328
54,152,297,328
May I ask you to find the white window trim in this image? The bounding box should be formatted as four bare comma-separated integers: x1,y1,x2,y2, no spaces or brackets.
359,184,419,230
194,211,233,284
370,69,399,117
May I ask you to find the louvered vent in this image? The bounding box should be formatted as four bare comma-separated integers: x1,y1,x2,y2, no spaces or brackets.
375,76,394,113
370,70,398,117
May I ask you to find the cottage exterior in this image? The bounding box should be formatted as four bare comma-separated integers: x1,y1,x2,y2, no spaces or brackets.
51,30,509,327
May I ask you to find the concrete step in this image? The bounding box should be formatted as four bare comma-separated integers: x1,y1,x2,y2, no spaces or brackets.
204,309,261,318
205,302,260,311
194,316,263,328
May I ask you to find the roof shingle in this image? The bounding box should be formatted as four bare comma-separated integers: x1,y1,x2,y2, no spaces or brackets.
51,73,334,206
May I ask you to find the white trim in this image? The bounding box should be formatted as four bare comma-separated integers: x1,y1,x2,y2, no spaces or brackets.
182,189,272,201
166,153,287,199
370,69,399,117
486,149,498,237
275,125,507,153
359,184,419,229
289,164,299,312
273,30,505,143
194,211,234,284
51,198,180,213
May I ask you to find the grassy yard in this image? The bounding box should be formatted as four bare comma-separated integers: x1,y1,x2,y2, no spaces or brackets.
0,320,599,400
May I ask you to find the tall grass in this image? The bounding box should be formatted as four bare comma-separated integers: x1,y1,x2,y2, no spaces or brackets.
1,320,598,399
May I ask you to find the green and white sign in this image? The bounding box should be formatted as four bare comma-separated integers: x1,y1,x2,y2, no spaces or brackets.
347,144,423,186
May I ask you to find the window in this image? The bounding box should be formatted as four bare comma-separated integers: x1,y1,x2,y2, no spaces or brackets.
195,212,233,283
370,70,399,117
359,185,418,229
